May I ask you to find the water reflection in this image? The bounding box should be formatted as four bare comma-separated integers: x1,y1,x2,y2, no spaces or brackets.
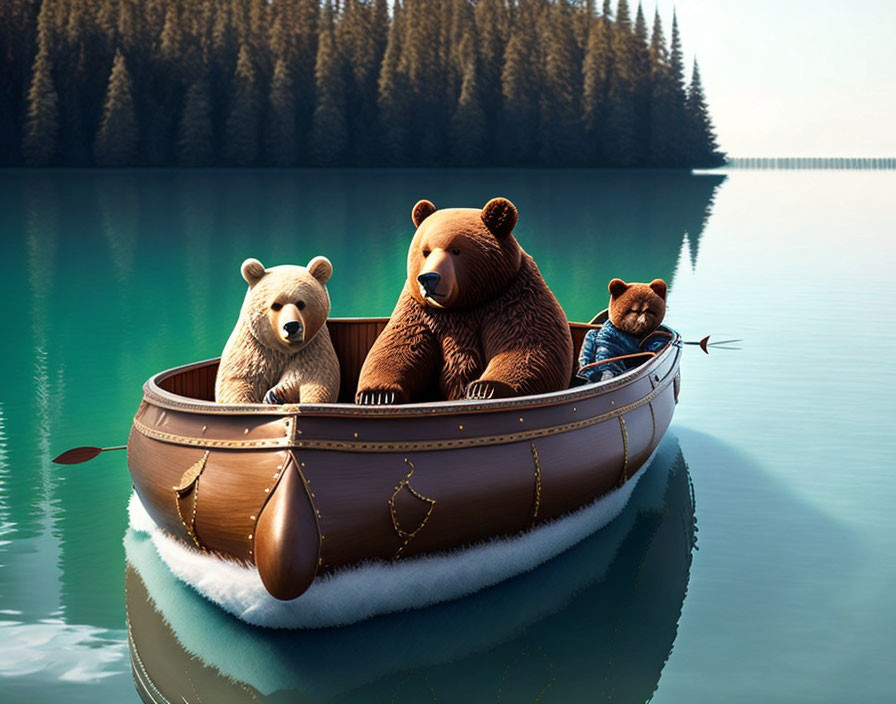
8,169,727,324
124,437,695,703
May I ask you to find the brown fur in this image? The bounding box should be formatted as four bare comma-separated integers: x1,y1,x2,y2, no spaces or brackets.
356,198,573,403
607,278,668,337
215,257,340,405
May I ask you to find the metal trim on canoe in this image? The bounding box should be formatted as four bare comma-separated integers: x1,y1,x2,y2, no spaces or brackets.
131,366,678,453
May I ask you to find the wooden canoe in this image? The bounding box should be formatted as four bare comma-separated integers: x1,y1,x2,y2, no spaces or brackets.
127,313,683,601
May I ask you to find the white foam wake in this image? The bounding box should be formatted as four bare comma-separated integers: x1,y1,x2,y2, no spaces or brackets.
128,448,657,629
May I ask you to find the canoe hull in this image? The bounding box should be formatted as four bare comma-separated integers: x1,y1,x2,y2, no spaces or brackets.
127,323,681,601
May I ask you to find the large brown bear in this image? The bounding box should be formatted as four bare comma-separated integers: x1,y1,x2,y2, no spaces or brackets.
215,257,340,405
356,197,573,403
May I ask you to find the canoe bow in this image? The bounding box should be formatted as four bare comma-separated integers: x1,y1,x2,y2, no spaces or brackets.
253,452,321,601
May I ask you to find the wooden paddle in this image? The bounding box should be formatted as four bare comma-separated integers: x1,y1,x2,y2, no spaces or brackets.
52,445,127,465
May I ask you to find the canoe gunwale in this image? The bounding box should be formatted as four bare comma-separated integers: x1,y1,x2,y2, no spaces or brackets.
132,365,678,453
141,321,681,419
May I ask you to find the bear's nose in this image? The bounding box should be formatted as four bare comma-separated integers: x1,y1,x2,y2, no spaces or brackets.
417,272,441,295
283,321,302,336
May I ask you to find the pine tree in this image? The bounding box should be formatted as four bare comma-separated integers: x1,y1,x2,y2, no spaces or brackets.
1,0,39,164
160,4,184,64
670,10,686,96
539,2,583,165
223,43,260,165
294,0,321,164
474,0,510,157
178,75,214,166
401,0,445,163
249,0,270,68
630,2,651,163
377,0,410,165
372,0,390,60
582,13,614,163
266,57,297,166
500,0,540,165
685,59,724,167
310,2,347,166
339,0,382,163
94,50,139,166
23,38,59,166
604,0,637,165
451,32,485,165
646,9,672,165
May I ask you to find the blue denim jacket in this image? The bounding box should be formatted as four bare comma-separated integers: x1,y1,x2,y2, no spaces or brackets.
577,321,670,382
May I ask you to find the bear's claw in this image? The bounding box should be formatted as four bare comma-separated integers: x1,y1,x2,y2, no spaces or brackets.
355,390,398,405
263,388,283,405
465,380,515,400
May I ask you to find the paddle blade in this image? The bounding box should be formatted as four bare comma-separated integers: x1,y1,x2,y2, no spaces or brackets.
53,446,104,465
699,335,710,354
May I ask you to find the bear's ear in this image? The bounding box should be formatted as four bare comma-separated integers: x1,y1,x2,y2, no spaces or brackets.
608,278,629,298
412,200,437,228
241,258,267,285
649,279,667,300
307,256,333,285
481,197,518,238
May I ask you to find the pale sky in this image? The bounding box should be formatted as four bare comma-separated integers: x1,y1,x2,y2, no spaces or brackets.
651,0,896,157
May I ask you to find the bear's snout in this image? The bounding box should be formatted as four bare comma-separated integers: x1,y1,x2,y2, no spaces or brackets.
417,272,441,297
275,302,305,344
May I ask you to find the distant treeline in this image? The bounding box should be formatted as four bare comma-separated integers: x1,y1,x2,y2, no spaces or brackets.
727,157,896,170
1,0,725,168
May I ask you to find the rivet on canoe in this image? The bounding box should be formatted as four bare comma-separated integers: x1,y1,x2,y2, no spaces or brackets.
353,432,359,438
301,462,306,467
458,424,463,430
519,417,524,422
573,407,577,412
264,488,270,493
244,428,250,434
248,534,253,540
273,473,279,479
250,515,255,521
201,425,207,432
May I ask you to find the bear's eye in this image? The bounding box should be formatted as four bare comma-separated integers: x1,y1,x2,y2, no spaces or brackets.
422,248,431,257
271,302,283,311
451,248,461,256
296,300,305,310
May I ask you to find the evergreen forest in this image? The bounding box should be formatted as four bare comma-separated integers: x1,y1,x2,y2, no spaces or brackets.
1,0,725,167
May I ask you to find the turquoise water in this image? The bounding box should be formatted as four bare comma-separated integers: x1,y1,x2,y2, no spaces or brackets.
0,169,893,701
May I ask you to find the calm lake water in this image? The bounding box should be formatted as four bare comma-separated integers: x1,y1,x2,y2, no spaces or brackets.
0,168,894,702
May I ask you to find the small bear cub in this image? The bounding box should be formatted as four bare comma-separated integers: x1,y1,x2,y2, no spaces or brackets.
215,257,340,405
577,278,670,384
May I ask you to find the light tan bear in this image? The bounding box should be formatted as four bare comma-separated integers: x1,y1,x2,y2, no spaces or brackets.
215,257,340,405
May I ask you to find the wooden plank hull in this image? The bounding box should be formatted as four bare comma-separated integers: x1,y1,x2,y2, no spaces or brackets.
127,319,682,600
